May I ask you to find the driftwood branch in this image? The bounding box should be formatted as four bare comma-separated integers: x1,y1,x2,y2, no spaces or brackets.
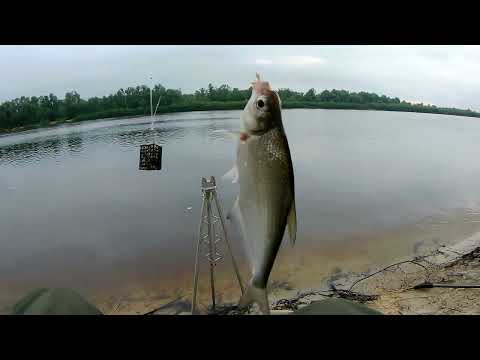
271,290,331,310
329,284,379,302
271,286,379,311
142,296,185,315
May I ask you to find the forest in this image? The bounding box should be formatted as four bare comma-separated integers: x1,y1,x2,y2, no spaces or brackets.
1,83,479,133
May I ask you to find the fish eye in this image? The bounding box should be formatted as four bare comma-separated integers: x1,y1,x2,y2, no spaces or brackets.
257,99,265,109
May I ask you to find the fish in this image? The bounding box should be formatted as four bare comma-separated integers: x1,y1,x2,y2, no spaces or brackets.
226,73,296,314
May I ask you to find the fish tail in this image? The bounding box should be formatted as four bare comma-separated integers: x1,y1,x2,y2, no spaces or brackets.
238,283,270,315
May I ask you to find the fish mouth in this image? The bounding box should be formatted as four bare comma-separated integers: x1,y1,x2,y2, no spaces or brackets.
251,73,271,96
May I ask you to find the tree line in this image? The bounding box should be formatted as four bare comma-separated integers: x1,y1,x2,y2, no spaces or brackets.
1,83,479,133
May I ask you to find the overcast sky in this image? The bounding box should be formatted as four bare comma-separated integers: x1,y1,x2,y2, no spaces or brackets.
1,45,479,110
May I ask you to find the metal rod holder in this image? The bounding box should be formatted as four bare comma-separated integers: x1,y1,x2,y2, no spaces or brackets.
191,176,244,314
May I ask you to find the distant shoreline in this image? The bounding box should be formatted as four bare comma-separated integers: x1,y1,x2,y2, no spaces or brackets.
3,84,480,136
1,103,480,136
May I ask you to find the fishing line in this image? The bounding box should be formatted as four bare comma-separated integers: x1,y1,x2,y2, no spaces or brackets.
348,257,431,292
149,96,161,143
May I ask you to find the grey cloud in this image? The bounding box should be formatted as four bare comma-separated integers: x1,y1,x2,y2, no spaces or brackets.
0,45,479,111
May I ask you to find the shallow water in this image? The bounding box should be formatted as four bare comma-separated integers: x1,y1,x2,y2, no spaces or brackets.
2,109,480,312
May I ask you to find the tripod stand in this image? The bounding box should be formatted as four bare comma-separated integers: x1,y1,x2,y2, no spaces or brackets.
191,176,244,314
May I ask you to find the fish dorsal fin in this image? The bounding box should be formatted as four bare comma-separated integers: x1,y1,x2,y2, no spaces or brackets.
287,200,297,247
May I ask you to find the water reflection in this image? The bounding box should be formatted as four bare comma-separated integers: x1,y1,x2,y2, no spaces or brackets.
0,138,64,166
0,111,238,168
66,135,83,154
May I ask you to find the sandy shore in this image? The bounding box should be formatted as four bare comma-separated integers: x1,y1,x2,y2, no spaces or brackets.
139,232,480,315
368,234,480,315
262,232,480,315
91,230,480,315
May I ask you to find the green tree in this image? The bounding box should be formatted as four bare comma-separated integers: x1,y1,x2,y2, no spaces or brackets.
304,88,316,100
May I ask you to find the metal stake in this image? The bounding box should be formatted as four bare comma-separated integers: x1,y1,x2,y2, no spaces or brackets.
191,194,207,314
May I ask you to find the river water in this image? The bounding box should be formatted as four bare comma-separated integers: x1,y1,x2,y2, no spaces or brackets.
2,109,480,312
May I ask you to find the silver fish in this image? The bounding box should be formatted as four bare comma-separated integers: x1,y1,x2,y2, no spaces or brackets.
226,74,296,314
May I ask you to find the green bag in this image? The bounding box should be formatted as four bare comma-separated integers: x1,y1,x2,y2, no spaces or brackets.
10,288,103,315
294,298,383,315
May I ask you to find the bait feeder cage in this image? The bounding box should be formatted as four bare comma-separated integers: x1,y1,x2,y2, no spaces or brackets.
139,143,162,170
139,75,163,171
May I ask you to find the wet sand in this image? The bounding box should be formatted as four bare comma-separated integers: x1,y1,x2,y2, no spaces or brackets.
3,206,480,315
87,208,480,315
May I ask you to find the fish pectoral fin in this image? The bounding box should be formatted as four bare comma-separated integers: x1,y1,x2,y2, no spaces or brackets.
238,283,270,315
287,200,297,247
222,165,239,184
213,130,242,140
227,130,242,139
